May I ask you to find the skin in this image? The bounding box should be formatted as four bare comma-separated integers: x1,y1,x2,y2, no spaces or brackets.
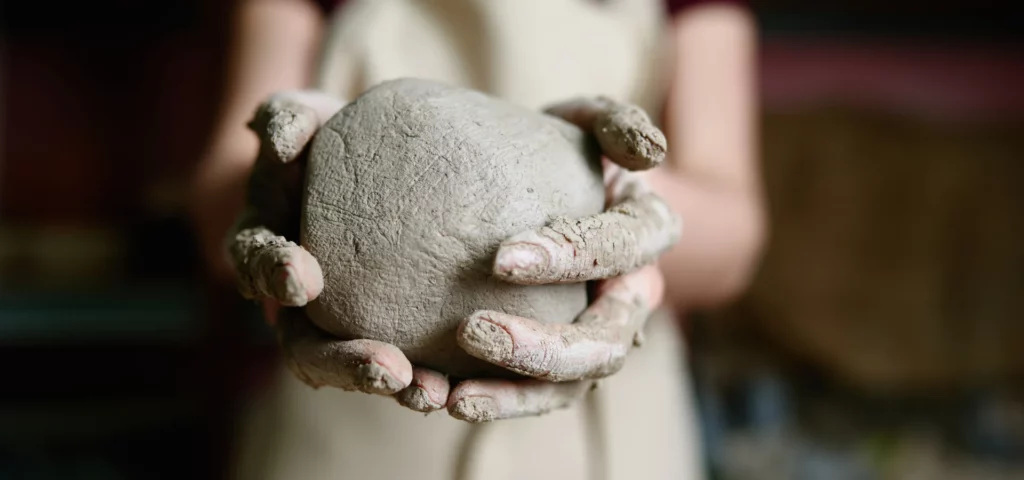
190,0,762,421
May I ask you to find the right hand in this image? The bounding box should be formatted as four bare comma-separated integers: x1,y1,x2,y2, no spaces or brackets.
224,90,453,413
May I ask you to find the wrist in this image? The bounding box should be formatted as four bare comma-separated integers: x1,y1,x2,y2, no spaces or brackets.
644,170,767,310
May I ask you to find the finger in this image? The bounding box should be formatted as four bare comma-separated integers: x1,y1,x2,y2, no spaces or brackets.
395,367,450,413
447,378,595,423
493,178,681,284
278,310,413,395
248,90,345,164
458,266,658,382
229,227,324,306
596,261,666,315
592,265,665,347
544,96,666,171
458,311,626,382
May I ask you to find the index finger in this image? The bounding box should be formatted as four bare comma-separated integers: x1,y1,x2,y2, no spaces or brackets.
493,190,681,285
544,97,667,171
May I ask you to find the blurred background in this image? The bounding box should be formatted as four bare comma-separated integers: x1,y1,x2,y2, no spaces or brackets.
1,1,1022,479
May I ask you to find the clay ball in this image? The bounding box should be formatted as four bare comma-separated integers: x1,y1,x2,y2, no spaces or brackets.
301,78,605,378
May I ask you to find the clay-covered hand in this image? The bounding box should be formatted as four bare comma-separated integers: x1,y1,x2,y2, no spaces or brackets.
228,90,449,408
228,90,342,308
448,97,682,422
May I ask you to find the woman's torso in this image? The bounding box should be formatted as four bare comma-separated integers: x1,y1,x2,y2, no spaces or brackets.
311,0,673,114
229,2,705,480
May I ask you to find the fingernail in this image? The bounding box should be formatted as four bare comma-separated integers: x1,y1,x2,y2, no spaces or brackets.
494,243,548,278
355,362,405,395
459,314,514,364
397,386,443,413
449,396,499,423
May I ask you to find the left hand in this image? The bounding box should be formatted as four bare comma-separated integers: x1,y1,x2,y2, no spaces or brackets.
439,98,683,422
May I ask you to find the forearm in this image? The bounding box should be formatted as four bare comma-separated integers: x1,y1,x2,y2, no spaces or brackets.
190,0,324,279
655,4,765,310
643,171,765,310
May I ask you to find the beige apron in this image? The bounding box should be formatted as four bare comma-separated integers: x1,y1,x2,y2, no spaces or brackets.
231,1,702,478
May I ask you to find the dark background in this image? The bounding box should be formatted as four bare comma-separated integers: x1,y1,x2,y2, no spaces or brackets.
2,1,1023,479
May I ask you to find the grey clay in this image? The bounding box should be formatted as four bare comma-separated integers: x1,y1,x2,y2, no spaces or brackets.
301,79,606,378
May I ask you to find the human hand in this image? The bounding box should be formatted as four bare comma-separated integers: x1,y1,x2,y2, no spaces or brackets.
445,97,683,422
224,91,454,408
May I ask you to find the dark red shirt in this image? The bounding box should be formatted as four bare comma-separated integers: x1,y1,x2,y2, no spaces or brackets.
312,0,740,17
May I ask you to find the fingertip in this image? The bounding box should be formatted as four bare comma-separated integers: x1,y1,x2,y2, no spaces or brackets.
396,368,449,413
265,102,319,164
448,396,500,423
598,106,667,171
342,340,414,394
397,387,444,413
275,264,308,307
271,248,323,307
356,361,410,395
447,379,515,423
493,241,550,282
457,311,515,365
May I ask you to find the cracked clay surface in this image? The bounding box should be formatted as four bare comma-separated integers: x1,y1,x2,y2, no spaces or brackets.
300,79,606,378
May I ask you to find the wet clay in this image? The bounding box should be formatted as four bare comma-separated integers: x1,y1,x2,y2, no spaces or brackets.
300,78,606,378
